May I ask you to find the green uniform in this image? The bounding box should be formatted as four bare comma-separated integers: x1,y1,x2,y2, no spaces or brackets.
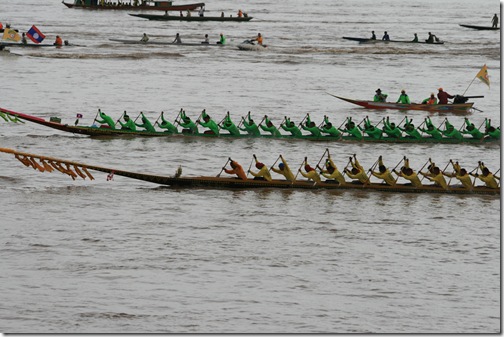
199,111,219,135
485,118,501,139
399,117,422,139
240,116,261,136
302,121,321,137
382,117,402,138
119,115,137,131
441,120,463,140
419,117,442,139
135,113,156,132
320,116,341,138
339,117,363,140
158,112,178,133
396,93,411,104
179,110,199,134
220,113,240,136
260,117,281,137
359,117,382,139
281,118,302,137
461,118,483,139
95,109,116,129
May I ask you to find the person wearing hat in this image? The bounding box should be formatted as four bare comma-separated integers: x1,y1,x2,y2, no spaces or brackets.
373,88,388,102
271,155,295,182
239,111,261,136
396,89,411,104
248,155,272,181
223,159,247,180
421,93,437,104
344,154,369,184
119,111,137,131
318,153,345,185
437,88,454,104
298,157,321,183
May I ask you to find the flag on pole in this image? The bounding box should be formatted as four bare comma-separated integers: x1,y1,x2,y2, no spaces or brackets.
26,25,46,44
476,64,490,88
2,28,21,42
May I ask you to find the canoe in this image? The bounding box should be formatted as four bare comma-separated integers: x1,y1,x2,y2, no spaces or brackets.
0,107,498,145
129,13,253,21
0,147,498,196
459,24,499,30
342,37,445,45
109,38,225,46
62,1,205,11
0,41,58,48
330,95,475,113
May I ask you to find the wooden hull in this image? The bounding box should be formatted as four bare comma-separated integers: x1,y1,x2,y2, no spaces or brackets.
0,107,498,145
459,24,499,30
0,42,57,48
109,38,224,46
62,1,205,11
129,13,253,21
342,36,445,45
331,95,475,113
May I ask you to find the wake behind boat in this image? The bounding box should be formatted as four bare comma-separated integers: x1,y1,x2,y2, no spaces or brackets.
109,38,225,46
129,13,253,21
237,39,267,51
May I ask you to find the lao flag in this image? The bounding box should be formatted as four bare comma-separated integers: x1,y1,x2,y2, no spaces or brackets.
26,25,45,44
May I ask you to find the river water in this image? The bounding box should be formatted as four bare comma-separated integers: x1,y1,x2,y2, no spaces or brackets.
0,0,501,333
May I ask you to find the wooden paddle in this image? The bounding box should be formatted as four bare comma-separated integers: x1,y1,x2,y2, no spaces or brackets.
217,157,231,177
268,155,281,173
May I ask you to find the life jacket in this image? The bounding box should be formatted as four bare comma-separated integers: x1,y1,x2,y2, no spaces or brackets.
55,36,63,46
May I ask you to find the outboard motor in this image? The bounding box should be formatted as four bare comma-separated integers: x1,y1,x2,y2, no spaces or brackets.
453,95,484,104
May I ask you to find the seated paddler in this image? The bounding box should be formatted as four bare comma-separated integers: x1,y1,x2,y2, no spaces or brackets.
382,117,402,138
320,115,342,138
344,154,369,184
281,116,302,137
421,93,438,105
248,155,272,181
199,109,219,135
393,157,422,188
119,111,136,131
398,117,422,139
134,112,156,132
298,157,321,184
418,116,442,139
461,118,483,139
358,116,382,139
441,119,463,140
442,160,473,190
318,153,345,185
484,118,500,139
370,155,396,186
301,113,322,137
271,155,295,182
95,109,116,129
470,161,499,189
259,115,281,137
220,111,240,136
339,117,363,140
223,159,247,180
420,160,448,189
239,111,261,136
157,111,178,134
178,110,199,134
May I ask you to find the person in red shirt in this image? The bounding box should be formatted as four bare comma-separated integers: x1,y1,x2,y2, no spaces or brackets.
223,160,247,180
437,88,454,104
54,35,63,46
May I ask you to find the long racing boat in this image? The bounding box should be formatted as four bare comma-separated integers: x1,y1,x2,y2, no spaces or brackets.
129,13,253,21
459,24,500,30
0,107,498,145
342,37,445,45
62,0,205,11
109,38,225,46
0,147,499,196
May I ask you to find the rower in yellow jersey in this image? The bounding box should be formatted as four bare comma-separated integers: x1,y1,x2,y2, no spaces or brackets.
344,154,369,184
420,161,448,189
248,155,272,181
298,157,321,183
271,155,295,182
318,153,345,185
470,161,499,189
442,160,473,190
370,155,396,186
393,157,422,188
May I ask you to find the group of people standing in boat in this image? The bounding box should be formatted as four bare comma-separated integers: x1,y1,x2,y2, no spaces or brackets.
373,87,457,105
221,152,499,191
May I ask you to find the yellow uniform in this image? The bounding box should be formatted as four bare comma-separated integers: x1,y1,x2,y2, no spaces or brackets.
271,158,295,182
398,171,422,188
372,169,396,186
250,165,272,182
300,169,321,183
321,158,345,184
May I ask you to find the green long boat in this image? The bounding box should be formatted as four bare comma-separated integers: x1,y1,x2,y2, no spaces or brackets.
0,107,499,145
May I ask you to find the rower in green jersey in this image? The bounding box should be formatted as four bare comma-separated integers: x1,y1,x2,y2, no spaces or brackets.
95,109,116,129
320,116,342,138
398,117,422,139
239,111,261,136
220,111,240,136
484,118,501,139
271,155,296,182
119,112,137,131
461,118,483,139
199,109,219,135
382,117,402,138
418,116,442,139
339,117,363,140
260,115,281,136
135,112,156,132
179,110,199,134
370,155,396,186
281,117,302,137
344,154,369,184
157,111,178,134
301,113,321,137
318,153,345,185
358,116,382,139
441,119,463,140
442,160,473,189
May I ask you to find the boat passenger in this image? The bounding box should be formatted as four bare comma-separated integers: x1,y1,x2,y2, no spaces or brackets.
441,119,463,140
198,6,205,17
382,117,402,138
370,31,376,40
239,112,261,136
224,160,247,180
186,10,191,17
21,32,27,45
298,157,321,184
492,14,499,28
178,110,199,134
271,155,295,182
420,162,448,189
398,117,422,139
281,117,302,137
437,88,454,104
217,33,226,45
412,33,418,42
135,112,156,132
179,11,183,17
199,110,219,135
319,154,345,185
373,88,388,102
172,33,182,44
382,31,390,41
396,90,411,104
418,117,443,139
358,116,382,139
422,93,437,104
249,156,272,181
470,162,499,188
320,116,342,138
221,12,225,17
95,109,116,129
425,32,437,43
54,35,63,46
259,115,281,136
393,158,422,188
370,156,396,186
157,111,178,134
484,118,500,139
344,154,369,184
119,113,137,131
442,160,473,189
255,33,263,45
339,117,363,140
220,112,240,136
461,118,483,139
201,34,209,44
237,9,243,17
140,33,149,42
301,114,321,137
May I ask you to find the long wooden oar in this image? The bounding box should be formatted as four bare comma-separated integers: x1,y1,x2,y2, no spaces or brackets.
364,156,380,184
257,115,267,128
392,157,405,183
297,113,309,129
195,111,204,125
294,157,307,180
217,157,231,177
173,109,183,125
268,155,281,172
246,154,256,177
419,158,432,183
315,148,329,171
114,111,126,126
153,111,163,126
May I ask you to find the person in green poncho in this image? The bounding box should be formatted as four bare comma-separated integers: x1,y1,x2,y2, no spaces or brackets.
320,115,341,138
461,118,483,139
220,111,240,136
178,110,199,134
398,117,422,139
259,115,281,137
281,117,302,137
339,117,362,140
396,90,411,104
134,112,156,132
484,118,500,139
441,119,463,140
157,111,178,134
239,111,261,136
198,109,219,135
382,117,402,138
358,116,382,139
301,114,321,137
119,112,136,131
95,109,116,129
373,88,388,102
418,116,442,139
